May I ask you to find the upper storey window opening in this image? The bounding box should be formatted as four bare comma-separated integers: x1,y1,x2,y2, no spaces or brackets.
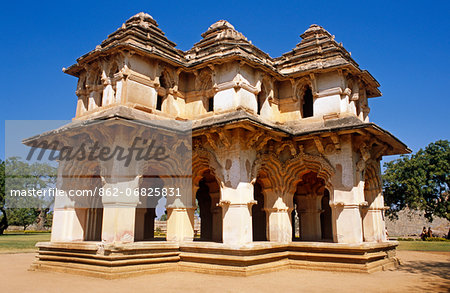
98,92,103,107
257,84,266,115
156,95,163,111
302,86,313,118
207,97,214,112
156,73,167,111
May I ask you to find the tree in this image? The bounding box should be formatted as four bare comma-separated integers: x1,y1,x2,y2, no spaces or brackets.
159,213,167,221
1,157,56,233
7,208,40,231
383,140,450,221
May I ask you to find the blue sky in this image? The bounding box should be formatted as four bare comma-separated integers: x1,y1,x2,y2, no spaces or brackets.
1,0,449,161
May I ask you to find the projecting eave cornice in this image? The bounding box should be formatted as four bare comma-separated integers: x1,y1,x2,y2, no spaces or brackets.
63,42,187,77
22,105,409,158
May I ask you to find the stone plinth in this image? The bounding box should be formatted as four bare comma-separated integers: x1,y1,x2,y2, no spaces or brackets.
30,241,399,278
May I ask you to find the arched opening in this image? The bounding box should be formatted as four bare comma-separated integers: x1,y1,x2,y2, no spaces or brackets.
88,69,103,108
291,197,300,240
302,86,313,118
293,172,326,241
79,75,89,113
252,181,267,241
356,100,361,117
195,171,222,242
134,176,166,241
81,175,103,241
207,97,214,112
156,73,167,111
156,95,163,111
257,84,267,115
98,92,103,107
320,189,333,241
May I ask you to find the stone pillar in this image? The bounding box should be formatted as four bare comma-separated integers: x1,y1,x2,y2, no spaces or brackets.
331,201,363,243
362,188,387,242
220,183,254,246
115,78,124,103
102,82,115,106
101,177,140,243
88,89,99,110
166,178,195,242
166,207,195,242
264,191,292,243
204,129,257,246
76,95,88,116
51,163,87,242
329,134,364,244
267,208,292,243
101,205,137,243
362,208,387,242
51,208,85,242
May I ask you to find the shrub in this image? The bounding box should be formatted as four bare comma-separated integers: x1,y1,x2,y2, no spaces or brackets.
397,237,417,241
424,237,450,242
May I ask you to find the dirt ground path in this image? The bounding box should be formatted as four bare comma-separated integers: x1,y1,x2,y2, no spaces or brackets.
1,251,449,293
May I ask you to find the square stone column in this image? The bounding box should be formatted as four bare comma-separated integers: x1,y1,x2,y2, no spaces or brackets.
328,134,365,244
331,201,363,243
51,208,85,242
101,177,140,243
166,207,195,242
165,178,195,242
50,175,87,242
362,208,387,242
267,209,292,243
101,205,137,243
264,191,292,243
220,183,254,246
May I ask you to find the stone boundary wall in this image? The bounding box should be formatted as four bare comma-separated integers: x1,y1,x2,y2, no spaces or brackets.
385,208,449,237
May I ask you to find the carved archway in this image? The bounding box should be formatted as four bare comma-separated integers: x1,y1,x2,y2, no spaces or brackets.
251,146,335,242
192,145,223,242
252,146,335,201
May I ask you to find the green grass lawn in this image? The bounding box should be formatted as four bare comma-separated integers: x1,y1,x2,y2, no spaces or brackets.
0,232,51,253
0,233,449,253
397,240,450,252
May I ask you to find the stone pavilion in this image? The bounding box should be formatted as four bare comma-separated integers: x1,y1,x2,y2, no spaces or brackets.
27,12,410,277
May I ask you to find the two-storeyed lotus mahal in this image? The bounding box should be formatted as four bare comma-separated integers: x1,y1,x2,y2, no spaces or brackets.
27,12,409,277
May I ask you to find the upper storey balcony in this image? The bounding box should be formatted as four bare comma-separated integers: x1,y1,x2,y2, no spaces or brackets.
64,13,381,127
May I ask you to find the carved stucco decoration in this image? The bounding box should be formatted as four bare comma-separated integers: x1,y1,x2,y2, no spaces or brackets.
251,146,335,198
